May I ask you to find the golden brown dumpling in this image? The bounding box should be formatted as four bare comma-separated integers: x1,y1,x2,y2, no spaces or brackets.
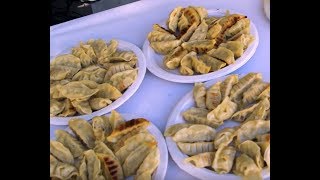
210,47,235,65
163,46,188,70
198,54,226,72
167,6,184,32
181,39,216,54
150,40,182,55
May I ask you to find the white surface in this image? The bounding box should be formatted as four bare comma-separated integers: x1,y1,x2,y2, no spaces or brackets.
51,113,168,180
50,0,269,179
50,39,147,125
165,74,270,180
143,9,259,83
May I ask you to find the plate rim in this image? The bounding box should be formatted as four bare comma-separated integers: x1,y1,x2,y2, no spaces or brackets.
142,8,259,83
51,113,168,180
165,74,270,180
50,39,147,125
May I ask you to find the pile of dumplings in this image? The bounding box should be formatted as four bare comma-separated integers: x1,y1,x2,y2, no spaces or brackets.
165,72,270,179
50,110,160,180
147,6,254,75
50,39,138,117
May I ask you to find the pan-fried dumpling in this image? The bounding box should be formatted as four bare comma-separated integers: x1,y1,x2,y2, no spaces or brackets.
244,98,270,122
150,40,182,55
97,153,124,180
163,46,188,69
115,132,155,164
83,150,105,180
206,82,222,110
212,145,236,174
72,65,107,84
189,21,208,41
89,98,112,111
236,120,270,145
109,110,125,130
230,73,262,103
182,107,222,128
111,129,149,152
108,51,137,63
231,103,259,122
58,99,76,117
219,41,244,58
207,97,237,123
110,69,138,92
227,26,251,42
179,51,195,75
71,100,92,115
164,123,193,137
214,14,247,46
214,127,236,149
122,142,157,177
51,54,81,72
238,140,264,169
191,6,208,19
220,74,239,100
172,124,216,142
50,65,75,81
107,118,150,143
198,54,226,72
50,99,65,116
192,55,211,74
234,33,255,49
224,18,250,40
185,152,215,168
55,130,86,158
147,30,177,42
69,119,96,149
95,83,122,100
98,39,119,63
167,6,184,32
257,86,270,100
50,155,78,179
180,23,198,42
104,63,133,81
50,140,74,165
193,82,206,108
207,23,222,39
78,156,88,180
233,153,262,179
243,80,269,105
77,80,99,89
72,45,96,68
177,142,214,155
92,116,112,142
135,148,160,180
50,80,70,100
178,8,200,35
59,81,99,101
181,39,216,54
210,47,235,65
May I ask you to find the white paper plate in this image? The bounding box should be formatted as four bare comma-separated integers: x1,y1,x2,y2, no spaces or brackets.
143,9,259,83
51,113,168,180
50,39,147,125
165,74,270,180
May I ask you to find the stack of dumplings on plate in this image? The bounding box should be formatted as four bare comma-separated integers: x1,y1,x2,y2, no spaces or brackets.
50,39,139,117
147,6,255,75
165,72,270,179
50,110,160,180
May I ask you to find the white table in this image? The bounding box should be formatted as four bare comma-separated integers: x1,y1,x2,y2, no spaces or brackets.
50,0,270,179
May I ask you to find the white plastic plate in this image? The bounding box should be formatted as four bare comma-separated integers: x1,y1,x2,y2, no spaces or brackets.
143,9,259,83
50,39,147,125
165,74,270,180
51,113,168,180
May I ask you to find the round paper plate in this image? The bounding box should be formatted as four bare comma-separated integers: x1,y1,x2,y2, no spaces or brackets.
143,9,259,83
51,113,168,180
165,74,270,180
50,39,147,125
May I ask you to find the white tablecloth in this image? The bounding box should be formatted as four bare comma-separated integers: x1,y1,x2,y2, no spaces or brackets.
50,0,270,179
